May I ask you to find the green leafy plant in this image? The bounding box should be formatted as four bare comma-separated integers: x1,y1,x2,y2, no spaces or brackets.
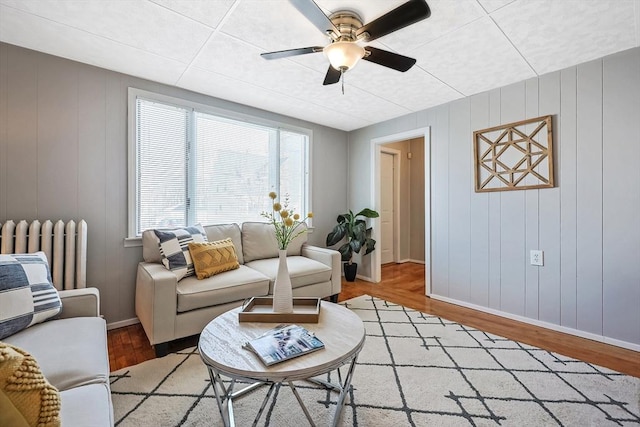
326,208,380,264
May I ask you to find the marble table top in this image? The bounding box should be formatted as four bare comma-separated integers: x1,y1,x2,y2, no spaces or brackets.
198,300,365,382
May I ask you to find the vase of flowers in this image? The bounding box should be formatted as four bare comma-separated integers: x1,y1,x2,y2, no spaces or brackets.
262,192,313,313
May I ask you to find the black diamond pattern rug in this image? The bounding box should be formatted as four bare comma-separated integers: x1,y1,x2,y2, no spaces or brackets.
110,295,640,426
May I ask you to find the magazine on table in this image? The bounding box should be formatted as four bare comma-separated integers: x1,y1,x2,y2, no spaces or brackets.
243,324,325,366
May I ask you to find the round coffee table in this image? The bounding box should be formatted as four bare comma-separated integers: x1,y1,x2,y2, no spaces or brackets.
198,300,365,427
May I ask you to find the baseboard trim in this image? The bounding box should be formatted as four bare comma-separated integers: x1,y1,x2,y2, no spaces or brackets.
392,259,426,265
355,273,375,283
429,294,640,352
107,317,140,331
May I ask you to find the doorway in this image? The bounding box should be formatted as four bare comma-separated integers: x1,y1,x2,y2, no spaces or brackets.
370,127,431,295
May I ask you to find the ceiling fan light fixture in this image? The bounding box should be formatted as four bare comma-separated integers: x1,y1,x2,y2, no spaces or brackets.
323,41,365,71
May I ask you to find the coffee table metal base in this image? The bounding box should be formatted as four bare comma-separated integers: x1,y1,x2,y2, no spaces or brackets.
206,354,359,427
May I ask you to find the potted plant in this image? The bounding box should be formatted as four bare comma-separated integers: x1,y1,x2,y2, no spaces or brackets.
326,208,380,281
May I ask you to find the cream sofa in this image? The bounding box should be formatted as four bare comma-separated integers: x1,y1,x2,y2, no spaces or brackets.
3,288,113,426
136,222,341,356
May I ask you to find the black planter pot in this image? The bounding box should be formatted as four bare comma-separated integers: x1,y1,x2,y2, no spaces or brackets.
344,262,358,282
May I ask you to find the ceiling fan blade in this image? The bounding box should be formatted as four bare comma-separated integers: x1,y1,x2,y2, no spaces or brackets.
261,46,324,60
290,0,339,38
323,66,341,85
356,0,431,42
363,47,417,72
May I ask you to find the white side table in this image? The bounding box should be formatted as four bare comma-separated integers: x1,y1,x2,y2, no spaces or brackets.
198,300,365,427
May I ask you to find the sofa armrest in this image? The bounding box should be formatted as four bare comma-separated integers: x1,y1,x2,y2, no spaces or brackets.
135,262,179,346
58,288,101,318
301,244,341,297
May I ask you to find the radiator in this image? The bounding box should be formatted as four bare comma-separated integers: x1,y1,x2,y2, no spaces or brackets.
0,219,87,290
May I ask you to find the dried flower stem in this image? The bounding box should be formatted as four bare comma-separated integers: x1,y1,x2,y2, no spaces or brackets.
262,193,312,250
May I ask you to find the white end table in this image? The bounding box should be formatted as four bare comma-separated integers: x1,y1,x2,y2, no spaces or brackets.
198,300,365,427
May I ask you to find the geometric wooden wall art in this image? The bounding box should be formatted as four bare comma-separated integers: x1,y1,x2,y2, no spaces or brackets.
473,115,554,192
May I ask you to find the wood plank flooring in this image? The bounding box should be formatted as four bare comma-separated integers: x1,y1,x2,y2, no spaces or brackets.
108,263,639,377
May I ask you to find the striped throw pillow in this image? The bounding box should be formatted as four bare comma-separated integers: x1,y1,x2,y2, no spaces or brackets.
0,252,62,340
154,225,208,281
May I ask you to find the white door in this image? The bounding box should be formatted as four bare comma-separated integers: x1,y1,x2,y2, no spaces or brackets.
380,152,395,264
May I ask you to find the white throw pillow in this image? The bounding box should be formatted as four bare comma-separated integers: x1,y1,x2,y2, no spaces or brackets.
242,222,307,262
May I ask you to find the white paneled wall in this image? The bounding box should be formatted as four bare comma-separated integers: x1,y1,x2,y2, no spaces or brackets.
349,47,640,348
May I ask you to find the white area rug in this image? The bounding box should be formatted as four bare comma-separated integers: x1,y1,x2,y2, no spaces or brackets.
110,295,640,426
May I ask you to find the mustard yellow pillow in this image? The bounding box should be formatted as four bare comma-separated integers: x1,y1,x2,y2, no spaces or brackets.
188,238,240,279
0,343,61,427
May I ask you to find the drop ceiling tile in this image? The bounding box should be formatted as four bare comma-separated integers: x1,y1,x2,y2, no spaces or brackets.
0,0,213,63
492,0,638,75
476,0,516,13
0,5,187,85
324,85,411,125
413,16,535,96
295,72,412,125
190,33,326,96
381,0,486,54
347,62,463,112
220,1,328,52
148,0,235,28
178,67,371,131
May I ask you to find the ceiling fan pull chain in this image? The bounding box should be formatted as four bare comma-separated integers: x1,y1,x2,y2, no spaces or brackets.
341,69,345,95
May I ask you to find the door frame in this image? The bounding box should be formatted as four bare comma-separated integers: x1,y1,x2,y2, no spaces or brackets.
370,127,431,295
379,147,401,264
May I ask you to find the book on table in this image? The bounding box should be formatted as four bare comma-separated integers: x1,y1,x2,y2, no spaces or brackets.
243,324,325,366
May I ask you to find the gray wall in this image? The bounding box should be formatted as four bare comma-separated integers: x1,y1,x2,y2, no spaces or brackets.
348,47,640,347
0,42,349,325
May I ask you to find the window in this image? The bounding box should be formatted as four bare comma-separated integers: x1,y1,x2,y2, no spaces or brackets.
129,89,310,238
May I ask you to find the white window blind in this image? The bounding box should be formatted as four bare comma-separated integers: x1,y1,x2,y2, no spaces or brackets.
131,93,310,237
136,99,189,232
193,113,273,225
279,130,307,217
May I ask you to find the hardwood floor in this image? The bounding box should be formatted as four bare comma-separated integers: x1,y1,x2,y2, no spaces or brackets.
108,263,639,377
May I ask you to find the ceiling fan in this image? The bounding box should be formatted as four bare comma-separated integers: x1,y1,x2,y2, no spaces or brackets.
260,0,431,89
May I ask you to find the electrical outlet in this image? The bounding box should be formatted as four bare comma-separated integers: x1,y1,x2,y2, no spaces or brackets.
530,250,544,266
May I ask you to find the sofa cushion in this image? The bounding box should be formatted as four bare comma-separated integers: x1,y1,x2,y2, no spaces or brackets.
0,342,61,427
188,239,240,279
0,252,62,340
155,225,208,281
242,222,308,262
203,223,244,264
245,256,331,293
176,265,270,313
141,229,163,263
60,383,113,427
3,317,109,392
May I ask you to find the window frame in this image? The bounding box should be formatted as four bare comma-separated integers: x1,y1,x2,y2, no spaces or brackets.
127,88,312,241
